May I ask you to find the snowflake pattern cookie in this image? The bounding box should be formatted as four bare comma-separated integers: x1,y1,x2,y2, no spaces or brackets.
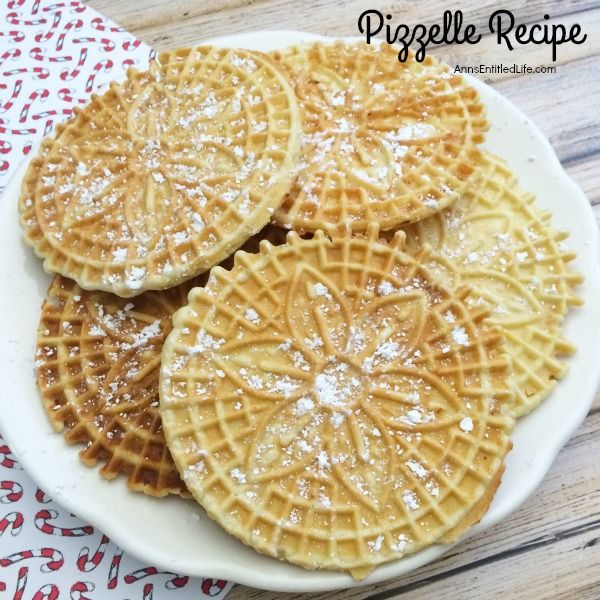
271,41,487,232
403,153,583,415
159,228,514,578
19,46,301,296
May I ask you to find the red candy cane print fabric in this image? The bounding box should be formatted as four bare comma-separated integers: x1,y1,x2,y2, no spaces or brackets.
0,0,153,192
0,2,232,597
0,436,232,598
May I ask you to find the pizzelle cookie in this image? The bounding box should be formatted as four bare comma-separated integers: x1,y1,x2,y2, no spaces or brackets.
403,153,583,416
20,46,301,297
35,275,195,497
270,41,487,232
159,226,514,578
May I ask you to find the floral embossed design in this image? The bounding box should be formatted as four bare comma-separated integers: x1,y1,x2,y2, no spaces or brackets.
221,262,471,513
35,275,197,496
404,153,582,415
20,46,301,295
160,232,514,575
272,42,487,231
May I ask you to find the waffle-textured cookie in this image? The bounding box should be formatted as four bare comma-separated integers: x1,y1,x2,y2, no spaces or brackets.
403,154,583,416
160,226,514,578
270,41,487,232
20,46,301,297
36,275,193,496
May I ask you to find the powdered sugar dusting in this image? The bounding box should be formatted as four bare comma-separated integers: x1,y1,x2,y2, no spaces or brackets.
459,417,474,433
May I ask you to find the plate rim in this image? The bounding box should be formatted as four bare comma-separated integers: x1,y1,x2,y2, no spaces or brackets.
1,29,599,593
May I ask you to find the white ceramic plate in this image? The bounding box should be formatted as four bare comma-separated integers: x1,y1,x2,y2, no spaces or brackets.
0,31,599,593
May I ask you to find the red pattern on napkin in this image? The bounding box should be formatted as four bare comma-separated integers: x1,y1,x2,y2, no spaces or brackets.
0,437,231,598
0,0,154,192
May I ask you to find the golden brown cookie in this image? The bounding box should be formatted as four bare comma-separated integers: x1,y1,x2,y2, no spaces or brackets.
403,153,583,416
271,41,487,232
160,226,514,577
20,46,301,296
34,225,290,496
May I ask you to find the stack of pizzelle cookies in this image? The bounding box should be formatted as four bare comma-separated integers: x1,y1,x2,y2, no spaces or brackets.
21,41,582,580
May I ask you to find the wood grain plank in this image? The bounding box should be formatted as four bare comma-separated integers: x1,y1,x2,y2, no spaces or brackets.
229,400,600,599
86,0,253,31
490,55,600,165
565,158,600,208
361,528,600,600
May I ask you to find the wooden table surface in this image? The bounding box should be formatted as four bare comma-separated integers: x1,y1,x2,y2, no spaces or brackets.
89,1,600,598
